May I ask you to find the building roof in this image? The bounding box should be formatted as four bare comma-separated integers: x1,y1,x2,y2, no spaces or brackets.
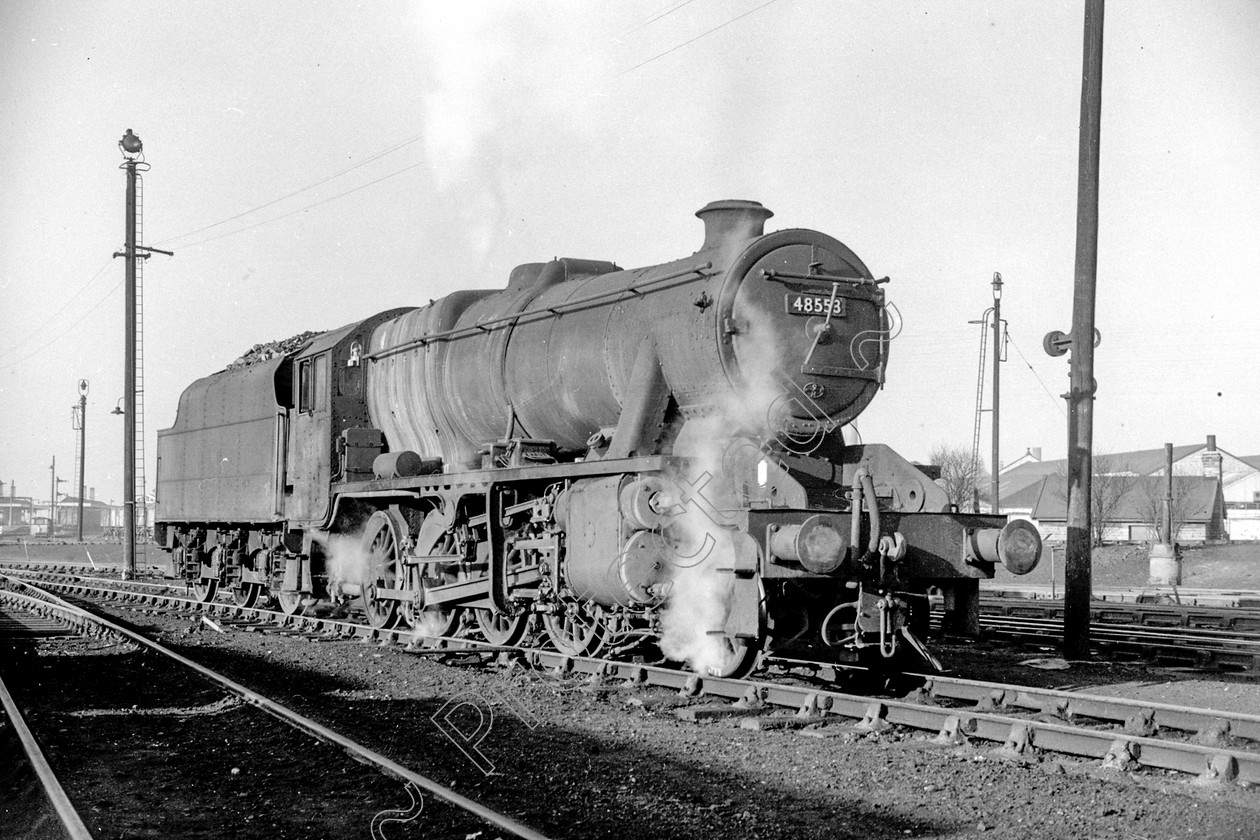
999,438,1254,505
1001,476,1052,511
1100,444,1206,475
58,497,112,509
998,459,1062,501
1030,474,1220,523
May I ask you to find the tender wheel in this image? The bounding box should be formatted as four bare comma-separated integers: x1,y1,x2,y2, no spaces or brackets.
361,510,404,630
231,548,266,607
475,609,529,647
191,546,221,603
275,589,307,616
232,582,262,608
191,579,218,603
543,602,609,656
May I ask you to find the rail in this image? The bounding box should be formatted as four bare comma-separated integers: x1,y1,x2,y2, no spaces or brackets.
6,570,1260,785
0,574,554,840
0,646,95,840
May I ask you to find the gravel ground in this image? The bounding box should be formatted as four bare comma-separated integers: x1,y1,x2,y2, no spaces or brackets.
0,634,491,840
4,598,1256,840
6,543,1260,839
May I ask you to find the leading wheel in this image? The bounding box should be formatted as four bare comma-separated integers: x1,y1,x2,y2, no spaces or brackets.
703,635,760,679
671,576,766,679
543,602,610,656
361,510,405,630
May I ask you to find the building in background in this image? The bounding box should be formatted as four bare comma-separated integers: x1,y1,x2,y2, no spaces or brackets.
0,494,34,535
999,435,1254,542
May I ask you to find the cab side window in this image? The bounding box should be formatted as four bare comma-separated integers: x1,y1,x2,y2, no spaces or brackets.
314,354,328,410
298,359,313,413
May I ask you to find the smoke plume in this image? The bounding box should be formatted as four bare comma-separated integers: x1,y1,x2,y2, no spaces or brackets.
656,311,786,674
312,530,369,601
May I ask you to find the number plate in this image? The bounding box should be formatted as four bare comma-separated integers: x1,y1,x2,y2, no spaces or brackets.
785,293,845,317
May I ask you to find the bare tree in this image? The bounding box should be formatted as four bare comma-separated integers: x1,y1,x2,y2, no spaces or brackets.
1138,476,1192,544
928,443,989,511
1052,453,1136,546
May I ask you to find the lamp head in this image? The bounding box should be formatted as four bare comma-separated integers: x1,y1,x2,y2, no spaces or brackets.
120,129,143,159
992,271,1003,300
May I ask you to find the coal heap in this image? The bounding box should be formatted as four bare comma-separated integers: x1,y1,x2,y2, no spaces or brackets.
226,331,321,370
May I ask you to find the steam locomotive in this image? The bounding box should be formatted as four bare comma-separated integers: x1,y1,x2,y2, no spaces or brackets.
155,200,1039,677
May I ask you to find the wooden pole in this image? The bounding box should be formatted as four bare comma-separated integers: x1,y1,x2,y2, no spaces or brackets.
1063,0,1105,660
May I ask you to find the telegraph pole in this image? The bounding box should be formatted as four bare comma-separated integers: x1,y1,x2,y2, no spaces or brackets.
74,379,88,541
49,458,64,536
990,272,1003,514
1045,0,1105,659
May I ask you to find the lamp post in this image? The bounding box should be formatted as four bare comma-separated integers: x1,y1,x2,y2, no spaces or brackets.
114,130,173,578
72,379,89,541
119,130,142,579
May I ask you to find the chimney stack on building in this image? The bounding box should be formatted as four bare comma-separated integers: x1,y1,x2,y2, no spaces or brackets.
1201,434,1223,479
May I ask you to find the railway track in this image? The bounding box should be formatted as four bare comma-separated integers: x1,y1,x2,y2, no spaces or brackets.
4,567,1259,788
0,574,554,840
8,562,1260,670
972,597,1260,670
0,605,96,840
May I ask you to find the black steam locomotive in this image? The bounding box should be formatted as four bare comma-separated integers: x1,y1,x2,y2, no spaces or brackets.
155,200,1039,676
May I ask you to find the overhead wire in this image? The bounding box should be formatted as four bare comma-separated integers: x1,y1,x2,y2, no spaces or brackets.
171,161,427,250
613,0,701,39
612,0,783,79
0,259,114,361
9,1,788,370
0,277,124,372
156,133,426,249
1007,332,1068,419
5,133,428,371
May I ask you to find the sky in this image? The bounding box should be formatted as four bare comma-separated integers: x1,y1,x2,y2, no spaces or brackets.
1,0,1258,506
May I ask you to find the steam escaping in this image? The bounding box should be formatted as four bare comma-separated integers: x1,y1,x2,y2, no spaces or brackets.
411,5,611,261
656,309,787,674
311,530,370,601
656,490,741,676
724,311,789,433
408,609,455,647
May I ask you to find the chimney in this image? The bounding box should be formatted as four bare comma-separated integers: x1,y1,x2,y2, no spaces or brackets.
695,200,773,251
90,486,95,501
1201,434,1223,478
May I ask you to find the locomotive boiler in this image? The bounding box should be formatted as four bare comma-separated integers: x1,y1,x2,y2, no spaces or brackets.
155,200,1040,676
